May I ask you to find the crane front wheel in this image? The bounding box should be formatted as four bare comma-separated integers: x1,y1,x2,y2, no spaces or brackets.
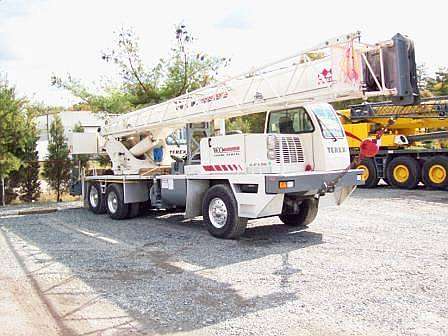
422,156,448,190
386,156,420,189
202,185,247,239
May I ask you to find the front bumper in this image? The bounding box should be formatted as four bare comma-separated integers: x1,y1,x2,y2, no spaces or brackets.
265,169,364,194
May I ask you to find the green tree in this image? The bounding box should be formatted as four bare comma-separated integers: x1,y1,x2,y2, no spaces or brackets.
0,79,28,204
14,110,41,202
226,112,266,134
425,67,448,96
51,75,134,114
52,24,229,113
43,115,71,202
26,102,64,116
0,80,27,177
161,24,229,99
101,27,162,107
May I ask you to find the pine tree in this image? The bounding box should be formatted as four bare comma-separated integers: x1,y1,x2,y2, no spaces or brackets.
43,115,71,202
16,114,41,202
0,79,28,205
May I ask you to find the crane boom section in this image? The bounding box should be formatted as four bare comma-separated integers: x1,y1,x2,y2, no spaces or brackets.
102,32,417,138
350,100,448,120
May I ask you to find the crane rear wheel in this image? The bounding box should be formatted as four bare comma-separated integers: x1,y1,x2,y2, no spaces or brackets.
393,164,410,183
386,156,420,189
87,183,106,214
356,158,379,188
106,184,129,220
422,156,448,189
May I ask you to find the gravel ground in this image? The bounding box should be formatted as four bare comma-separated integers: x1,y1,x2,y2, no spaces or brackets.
0,187,447,336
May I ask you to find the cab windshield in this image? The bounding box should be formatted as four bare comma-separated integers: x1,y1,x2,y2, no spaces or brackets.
311,105,345,139
267,108,314,134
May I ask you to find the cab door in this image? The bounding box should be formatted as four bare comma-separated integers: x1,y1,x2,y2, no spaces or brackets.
265,107,315,173
306,103,350,171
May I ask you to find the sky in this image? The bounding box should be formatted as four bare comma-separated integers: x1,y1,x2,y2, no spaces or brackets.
0,0,446,107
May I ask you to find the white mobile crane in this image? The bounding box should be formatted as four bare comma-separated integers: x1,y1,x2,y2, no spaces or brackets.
71,32,418,239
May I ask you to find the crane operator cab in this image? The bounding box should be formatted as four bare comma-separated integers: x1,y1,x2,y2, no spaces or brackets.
266,103,350,173
198,103,351,177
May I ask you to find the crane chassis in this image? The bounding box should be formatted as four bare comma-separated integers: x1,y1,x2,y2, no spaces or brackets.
72,32,418,238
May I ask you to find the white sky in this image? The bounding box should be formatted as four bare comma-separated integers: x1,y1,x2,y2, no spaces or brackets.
0,0,446,107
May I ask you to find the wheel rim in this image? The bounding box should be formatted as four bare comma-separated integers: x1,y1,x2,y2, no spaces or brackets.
393,164,410,183
357,164,369,181
107,191,119,214
208,197,228,229
429,164,446,184
89,187,99,207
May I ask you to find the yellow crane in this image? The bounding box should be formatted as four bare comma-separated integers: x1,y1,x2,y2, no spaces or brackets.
339,97,448,189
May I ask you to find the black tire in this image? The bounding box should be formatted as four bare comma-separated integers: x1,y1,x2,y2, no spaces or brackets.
202,185,248,239
127,202,140,218
422,156,448,190
103,169,114,175
386,156,420,189
279,198,319,227
357,158,379,188
105,184,129,220
87,183,106,214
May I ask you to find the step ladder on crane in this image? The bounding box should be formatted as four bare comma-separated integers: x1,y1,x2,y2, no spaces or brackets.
71,32,419,239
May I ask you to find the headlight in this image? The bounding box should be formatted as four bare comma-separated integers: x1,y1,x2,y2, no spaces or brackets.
266,135,276,150
267,149,276,160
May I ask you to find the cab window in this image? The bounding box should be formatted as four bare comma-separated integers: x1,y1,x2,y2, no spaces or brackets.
311,104,345,139
267,108,314,134
166,128,187,145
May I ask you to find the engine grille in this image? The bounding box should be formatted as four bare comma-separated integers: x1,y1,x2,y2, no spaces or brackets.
274,136,304,164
